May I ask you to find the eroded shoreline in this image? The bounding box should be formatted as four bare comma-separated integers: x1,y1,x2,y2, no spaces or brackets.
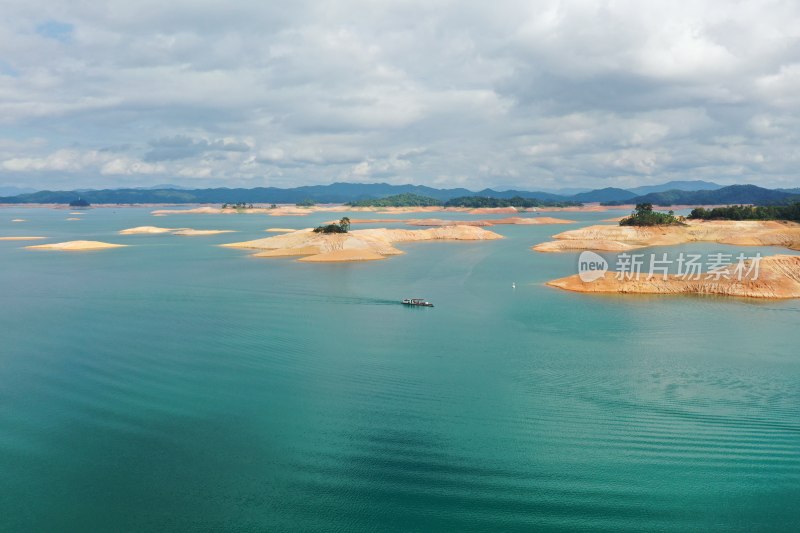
222,225,503,262
547,255,800,299
534,220,800,252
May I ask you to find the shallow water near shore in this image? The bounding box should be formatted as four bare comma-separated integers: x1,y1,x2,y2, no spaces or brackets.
1,207,799,531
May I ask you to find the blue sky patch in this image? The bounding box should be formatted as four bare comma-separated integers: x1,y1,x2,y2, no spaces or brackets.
35,20,74,42
0,59,19,77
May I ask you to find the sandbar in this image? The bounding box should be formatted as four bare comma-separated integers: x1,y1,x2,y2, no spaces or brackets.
119,226,235,236
171,229,236,236
120,226,174,234
468,207,519,215
150,204,615,218
406,217,575,226
151,206,314,217
336,216,574,227
26,240,127,251
0,236,46,241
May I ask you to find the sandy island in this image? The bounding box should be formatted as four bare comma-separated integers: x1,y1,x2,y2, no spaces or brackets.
409,216,574,226
328,216,574,227
119,226,235,236
533,220,800,252
222,225,503,262
11,219,26,222
152,206,321,217
151,205,465,217
26,240,127,251
0,236,46,241
150,204,613,217
548,255,800,299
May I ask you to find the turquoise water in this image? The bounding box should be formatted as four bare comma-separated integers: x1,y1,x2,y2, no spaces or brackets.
1,207,799,531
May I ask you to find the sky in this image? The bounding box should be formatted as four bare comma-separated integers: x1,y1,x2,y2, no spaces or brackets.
1,0,799,192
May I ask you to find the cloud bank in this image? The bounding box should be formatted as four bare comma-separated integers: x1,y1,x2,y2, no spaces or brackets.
1,0,799,190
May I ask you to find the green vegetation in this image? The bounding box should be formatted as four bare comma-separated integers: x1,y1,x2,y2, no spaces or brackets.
69,198,90,207
689,203,800,222
443,196,582,208
222,202,254,211
296,199,316,207
313,217,351,234
347,193,442,207
620,203,683,226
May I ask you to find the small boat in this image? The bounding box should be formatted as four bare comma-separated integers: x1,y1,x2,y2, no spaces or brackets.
402,298,434,307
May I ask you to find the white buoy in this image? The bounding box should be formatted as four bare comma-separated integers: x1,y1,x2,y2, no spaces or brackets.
512,282,516,289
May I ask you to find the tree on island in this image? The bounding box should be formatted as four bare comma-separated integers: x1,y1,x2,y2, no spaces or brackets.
313,217,351,234
297,199,316,207
222,202,254,210
620,203,683,226
69,198,90,207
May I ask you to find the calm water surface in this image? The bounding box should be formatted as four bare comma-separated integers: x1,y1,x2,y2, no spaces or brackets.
1,207,799,531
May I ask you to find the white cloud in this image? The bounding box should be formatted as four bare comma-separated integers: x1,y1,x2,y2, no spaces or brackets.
0,0,799,190
100,157,166,175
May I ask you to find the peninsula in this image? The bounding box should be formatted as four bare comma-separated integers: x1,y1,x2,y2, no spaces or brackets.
547,255,800,299
533,220,800,252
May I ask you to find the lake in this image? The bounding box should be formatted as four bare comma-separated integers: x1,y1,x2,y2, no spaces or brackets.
1,207,799,531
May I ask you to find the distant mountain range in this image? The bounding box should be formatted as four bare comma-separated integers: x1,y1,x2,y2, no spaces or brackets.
627,180,723,195
0,183,567,204
602,184,799,206
0,186,36,196
570,187,638,203
0,180,797,206
541,180,723,196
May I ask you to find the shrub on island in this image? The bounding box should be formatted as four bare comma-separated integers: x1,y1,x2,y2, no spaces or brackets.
313,217,351,234
222,202,254,210
619,203,683,226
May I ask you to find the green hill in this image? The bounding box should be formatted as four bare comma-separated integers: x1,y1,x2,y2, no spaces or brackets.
347,193,442,207
602,185,798,206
